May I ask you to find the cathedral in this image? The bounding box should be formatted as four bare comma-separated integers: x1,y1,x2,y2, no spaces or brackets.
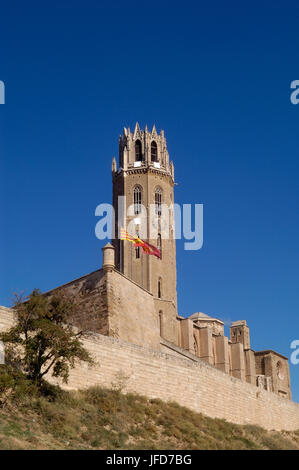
46,123,291,400
0,124,292,404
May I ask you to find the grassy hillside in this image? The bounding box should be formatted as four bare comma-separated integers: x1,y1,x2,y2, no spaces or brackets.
0,386,298,450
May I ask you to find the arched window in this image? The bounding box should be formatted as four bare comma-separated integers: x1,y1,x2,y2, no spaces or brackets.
159,311,163,337
135,140,142,161
157,233,162,259
158,278,162,298
151,141,157,162
134,185,142,215
155,187,162,216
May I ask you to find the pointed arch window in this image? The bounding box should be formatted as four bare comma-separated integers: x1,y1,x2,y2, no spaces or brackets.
155,187,162,216
134,185,142,215
158,278,162,299
151,141,158,162
135,140,142,161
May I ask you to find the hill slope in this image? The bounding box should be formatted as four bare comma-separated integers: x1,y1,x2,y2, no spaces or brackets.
0,386,298,450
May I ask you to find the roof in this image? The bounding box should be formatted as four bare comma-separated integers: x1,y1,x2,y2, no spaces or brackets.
255,350,288,360
189,312,224,324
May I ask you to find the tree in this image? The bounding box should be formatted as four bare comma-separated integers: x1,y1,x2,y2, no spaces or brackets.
0,289,94,388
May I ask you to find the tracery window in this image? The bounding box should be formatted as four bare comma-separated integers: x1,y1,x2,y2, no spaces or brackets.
155,187,162,216
134,185,142,215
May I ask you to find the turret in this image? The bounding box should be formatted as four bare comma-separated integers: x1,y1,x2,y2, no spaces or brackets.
102,243,115,270
230,320,250,350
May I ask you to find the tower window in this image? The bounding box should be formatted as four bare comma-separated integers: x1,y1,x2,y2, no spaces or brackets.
159,311,163,336
158,278,162,298
135,140,142,162
151,141,158,162
155,187,162,216
157,233,162,259
134,186,142,215
135,229,140,259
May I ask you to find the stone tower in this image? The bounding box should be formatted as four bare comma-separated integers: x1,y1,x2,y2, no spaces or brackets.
230,320,250,350
112,123,178,338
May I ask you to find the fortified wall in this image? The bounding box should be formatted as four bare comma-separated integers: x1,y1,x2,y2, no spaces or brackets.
1,252,299,432
0,305,299,431
41,244,291,402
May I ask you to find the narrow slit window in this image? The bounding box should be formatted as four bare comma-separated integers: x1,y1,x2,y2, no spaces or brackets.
159,311,163,336
158,278,162,298
157,233,162,259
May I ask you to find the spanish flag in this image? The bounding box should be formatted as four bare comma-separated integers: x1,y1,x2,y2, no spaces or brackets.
120,228,161,259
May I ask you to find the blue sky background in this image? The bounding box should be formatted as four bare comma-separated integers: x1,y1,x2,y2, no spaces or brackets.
0,1,299,400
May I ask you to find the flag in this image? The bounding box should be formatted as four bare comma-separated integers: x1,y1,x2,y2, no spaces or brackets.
134,238,161,259
120,228,161,259
120,227,136,243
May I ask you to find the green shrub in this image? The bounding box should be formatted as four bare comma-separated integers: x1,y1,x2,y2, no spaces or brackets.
0,364,38,407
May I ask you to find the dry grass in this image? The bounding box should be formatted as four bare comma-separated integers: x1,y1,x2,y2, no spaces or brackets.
0,386,298,450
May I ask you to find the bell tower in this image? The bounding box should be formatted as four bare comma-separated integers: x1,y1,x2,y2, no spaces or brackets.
112,123,177,312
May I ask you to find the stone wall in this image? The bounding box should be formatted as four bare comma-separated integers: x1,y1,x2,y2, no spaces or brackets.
46,270,109,335
1,304,298,431
0,306,14,331
43,268,161,350
106,269,160,350
51,333,299,431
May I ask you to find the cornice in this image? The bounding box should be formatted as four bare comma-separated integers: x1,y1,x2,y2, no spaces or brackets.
113,166,174,184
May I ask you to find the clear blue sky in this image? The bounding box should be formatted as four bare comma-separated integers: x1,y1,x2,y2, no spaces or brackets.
1,1,299,400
